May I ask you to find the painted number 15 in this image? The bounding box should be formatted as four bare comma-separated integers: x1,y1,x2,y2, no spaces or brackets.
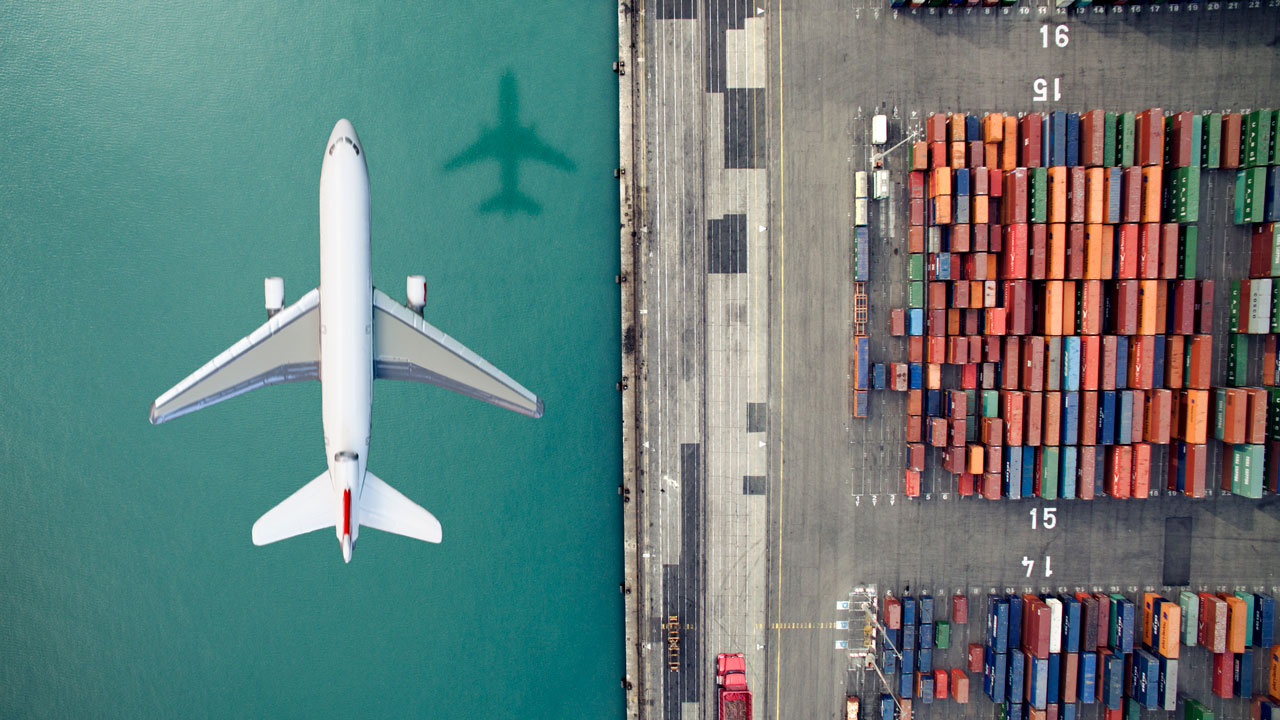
1033,78,1062,102
1029,507,1057,529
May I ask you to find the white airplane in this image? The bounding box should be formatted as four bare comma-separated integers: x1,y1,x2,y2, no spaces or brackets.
150,119,543,563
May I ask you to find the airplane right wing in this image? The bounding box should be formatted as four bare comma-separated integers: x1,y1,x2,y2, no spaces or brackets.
150,288,321,424
371,289,543,418
443,129,499,170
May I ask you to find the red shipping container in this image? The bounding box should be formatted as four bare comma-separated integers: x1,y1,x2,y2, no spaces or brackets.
1023,337,1046,391
1168,111,1194,167
967,643,983,672
884,596,902,628
908,226,924,253
951,669,969,704
1024,597,1052,658
981,472,1001,500
1122,167,1143,223
1078,445,1096,499
1171,281,1196,334
904,469,921,497
1165,335,1185,388
908,389,923,415
1198,280,1215,334
1031,223,1048,280
1220,388,1247,445
968,140,984,169
1186,336,1212,389
1246,387,1267,444
928,417,948,447
908,171,926,199
906,415,922,443
1212,651,1234,698
953,594,969,625
926,113,947,143
1113,281,1139,335
1100,336,1118,391
1003,224,1028,278
989,223,1003,253
1061,652,1078,704
989,169,1003,198
958,472,975,496
1025,392,1044,447
911,141,928,171
1199,593,1227,652
962,362,978,390
1106,445,1132,498
1138,223,1160,279
1132,442,1151,498
1020,113,1043,168
1131,390,1147,443
1081,337,1100,390
1136,107,1165,167
907,444,926,471
909,198,925,226
1080,109,1106,166
1252,223,1275,278
1002,339,1021,390
985,307,1006,335
1080,392,1099,445
1004,391,1025,445
1128,336,1154,389
982,417,1004,446
1080,280,1103,335
1069,167,1086,224
908,336,923,363
1221,113,1242,169
1004,170,1028,224
1145,389,1173,444
1067,223,1085,279
1116,224,1140,279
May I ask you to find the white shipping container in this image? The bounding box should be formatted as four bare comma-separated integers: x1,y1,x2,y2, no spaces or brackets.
1046,598,1063,654
855,171,869,199
872,114,888,145
1249,278,1272,334
873,170,890,199
854,198,869,227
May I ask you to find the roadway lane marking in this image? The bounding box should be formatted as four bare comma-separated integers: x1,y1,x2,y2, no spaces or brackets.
773,1,787,718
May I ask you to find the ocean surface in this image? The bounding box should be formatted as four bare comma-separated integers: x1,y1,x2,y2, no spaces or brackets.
0,2,622,717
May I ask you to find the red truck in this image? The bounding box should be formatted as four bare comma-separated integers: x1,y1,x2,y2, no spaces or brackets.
717,653,753,720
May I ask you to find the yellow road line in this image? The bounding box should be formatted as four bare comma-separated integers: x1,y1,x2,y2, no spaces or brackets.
773,1,786,718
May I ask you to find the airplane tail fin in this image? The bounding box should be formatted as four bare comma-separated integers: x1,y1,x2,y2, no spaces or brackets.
252,471,334,546
359,472,442,543
479,187,540,216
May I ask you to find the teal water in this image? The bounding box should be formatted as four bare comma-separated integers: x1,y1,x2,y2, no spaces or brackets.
0,3,621,717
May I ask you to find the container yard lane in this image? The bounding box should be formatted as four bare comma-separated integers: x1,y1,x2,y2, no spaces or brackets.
631,0,773,718
764,0,1280,719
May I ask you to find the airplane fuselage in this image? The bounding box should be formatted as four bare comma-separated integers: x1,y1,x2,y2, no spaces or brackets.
318,119,371,561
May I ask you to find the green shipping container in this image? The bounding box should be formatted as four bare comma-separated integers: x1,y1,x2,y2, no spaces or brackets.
1167,166,1200,224
1236,167,1267,224
908,281,924,309
1178,591,1199,646
1244,109,1272,168
1228,282,1241,333
1109,593,1125,648
1202,112,1222,168
1189,113,1203,168
1268,389,1280,439
1040,446,1060,500
1125,696,1142,720
1029,167,1048,223
1104,112,1118,167
935,620,950,649
1234,444,1264,498
1179,226,1198,279
1184,698,1214,720
982,389,999,418
1119,112,1136,167
966,413,978,443
1215,388,1227,441
1271,109,1280,165
909,253,924,281
1227,332,1249,387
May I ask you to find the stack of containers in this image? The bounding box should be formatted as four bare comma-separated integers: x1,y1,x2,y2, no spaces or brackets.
1192,591,1279,701
893,108,1226,501
1235,221,1280,495
882,593,973,708
1229,109,1280,225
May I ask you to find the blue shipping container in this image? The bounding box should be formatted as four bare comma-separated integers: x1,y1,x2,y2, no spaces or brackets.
966,114,980,142
956,168,970,197
1102,652,1123,709
872,363,887,390
1008,649,1026,704
1063,392,1080,446
903,623,916,650
1255,593,1275,647
1079,652,1097,704
854,338,869,391
1062,702,1078,720
1027,655,1049,709
899,669,913,698
1115,337,1128,389
903,596,917,627
1118,600,1135,653
1062,596,1081,653
854,227,870,281
1153,335,1165,383
1106,168,1122,223
1004,448,1023,500
1009,702,1025,720
1021,446,1035,498
1066,112,1080,167
1008,594,1024,650
881,646,898,675
926,389,942,417
920,595,935,625
1099,391,1116,446
879,694,895,720
1060,445,1077,500
902,648,915,674
1050,112,1064,167
1042,115,1051,168
919,646,933,673
1047,652,1060,705
984,645,1008,701
1234,649,1253,698
908,308,924,336
1117,391,1133,445
1063,336,1081,391
919,673,934,703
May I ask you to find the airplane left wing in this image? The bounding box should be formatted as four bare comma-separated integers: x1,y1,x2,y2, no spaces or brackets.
150,288,321,424
371,289,543,418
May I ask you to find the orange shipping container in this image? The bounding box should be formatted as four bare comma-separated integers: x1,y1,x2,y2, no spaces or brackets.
1045,281,1065,335
1026,392,1044,447
1085,167,1105,224
1223,594,1248,653
1145,389,1173,444
1049,224,1067,279
1081,336,1101,390
968,445,985,474
1246,387,1267,444
1141,166,1163,223
1049,166,1068,223
1062,281,1077,336
1138,280,1159,335
1159,603,1181,659
1270,646,1280,698
973,195,989,224
984,142,999,169
1183,390,1210,444
950,141,966,169
983,113,1004,142
1081,281,1103,335
1221,388,1248,445
1084,224,1106,279
911,141,928,170
1132,441,1151,497
1001,116,1019,171
1107,445,1133,498
950,113,966,143
1139,224,1161,279
951,668,970,704
932,167,952,198
1186,336,1212,389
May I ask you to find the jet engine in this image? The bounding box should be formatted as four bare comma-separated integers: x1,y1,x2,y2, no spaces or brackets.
406,275,426,316
265,276,284,318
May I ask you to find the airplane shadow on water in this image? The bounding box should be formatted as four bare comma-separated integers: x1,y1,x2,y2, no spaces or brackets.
443,70,577,216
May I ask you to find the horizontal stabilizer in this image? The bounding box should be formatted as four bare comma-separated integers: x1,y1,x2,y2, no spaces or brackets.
360,472,441,543
252,471,334,546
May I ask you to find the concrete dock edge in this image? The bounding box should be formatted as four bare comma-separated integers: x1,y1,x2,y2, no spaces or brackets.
617,1,645,719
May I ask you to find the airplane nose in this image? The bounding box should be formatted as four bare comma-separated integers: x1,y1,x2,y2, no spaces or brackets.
330,118,359,145
342,534,352,563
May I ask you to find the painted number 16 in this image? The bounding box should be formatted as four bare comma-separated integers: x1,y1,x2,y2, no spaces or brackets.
1041,24,1069,48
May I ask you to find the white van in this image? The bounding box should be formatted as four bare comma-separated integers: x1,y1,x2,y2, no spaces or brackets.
871,114,888,145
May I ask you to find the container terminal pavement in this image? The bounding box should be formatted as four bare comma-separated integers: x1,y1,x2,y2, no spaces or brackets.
614,0,1280,718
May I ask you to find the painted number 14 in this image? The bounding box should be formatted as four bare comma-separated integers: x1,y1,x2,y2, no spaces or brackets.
1023,556,1054,578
